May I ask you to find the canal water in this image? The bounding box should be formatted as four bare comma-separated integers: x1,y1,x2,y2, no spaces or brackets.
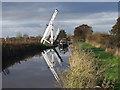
2,46,70,88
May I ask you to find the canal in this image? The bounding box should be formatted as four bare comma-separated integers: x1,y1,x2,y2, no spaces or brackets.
2,46,70,88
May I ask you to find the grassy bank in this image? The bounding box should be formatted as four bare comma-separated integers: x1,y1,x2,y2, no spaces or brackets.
61,42,119,89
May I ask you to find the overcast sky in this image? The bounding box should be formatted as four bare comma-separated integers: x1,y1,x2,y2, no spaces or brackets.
2,2,118,37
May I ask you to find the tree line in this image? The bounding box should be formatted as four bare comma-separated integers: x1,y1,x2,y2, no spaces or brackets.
73,17,120,57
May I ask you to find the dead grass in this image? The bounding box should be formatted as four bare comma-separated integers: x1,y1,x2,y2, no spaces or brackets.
87,40,120,58
60,43,118,89
61,44,96,88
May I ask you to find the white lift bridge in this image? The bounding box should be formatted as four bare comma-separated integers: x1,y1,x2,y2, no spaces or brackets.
41,9,60,44
41,9,63,84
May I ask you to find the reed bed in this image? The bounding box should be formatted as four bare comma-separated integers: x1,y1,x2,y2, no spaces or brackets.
2,37,54,60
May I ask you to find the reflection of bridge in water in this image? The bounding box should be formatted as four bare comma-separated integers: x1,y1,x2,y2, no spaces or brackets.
42,48,63,83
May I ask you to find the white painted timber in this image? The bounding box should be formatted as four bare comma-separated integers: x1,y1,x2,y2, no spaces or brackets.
41,9,59,44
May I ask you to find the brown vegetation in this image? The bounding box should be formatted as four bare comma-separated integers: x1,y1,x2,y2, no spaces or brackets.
74,24,93,42
73,17,120,57
86,32,120,57
2,36,55,61
61,43,117,88
1,36,42,44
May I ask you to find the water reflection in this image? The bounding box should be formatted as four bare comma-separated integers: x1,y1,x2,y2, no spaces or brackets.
42,48,63,83
2,51,42,75
3,69,10,75
42,45,69,84
59,45,68,54
2,46,69,88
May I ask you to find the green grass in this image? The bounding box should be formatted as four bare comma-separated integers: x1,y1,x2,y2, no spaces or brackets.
43,43,54,47
61,42,119,88
79,42,119,87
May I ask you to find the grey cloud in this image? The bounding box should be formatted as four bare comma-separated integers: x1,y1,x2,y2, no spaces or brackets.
2,2,118,37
